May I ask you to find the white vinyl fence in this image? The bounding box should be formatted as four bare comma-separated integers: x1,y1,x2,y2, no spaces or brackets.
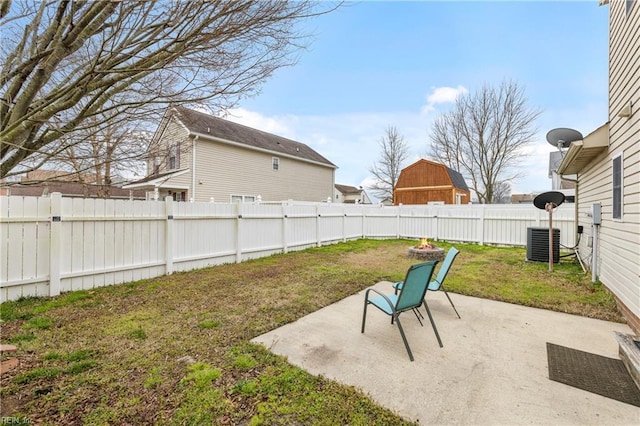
0,193,576,302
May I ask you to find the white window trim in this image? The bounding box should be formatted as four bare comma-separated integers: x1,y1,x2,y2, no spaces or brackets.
230,194,256,203
272,156,279,171
612,153,623,221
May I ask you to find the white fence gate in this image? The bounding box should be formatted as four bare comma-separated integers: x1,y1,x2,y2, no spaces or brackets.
0,194,576,302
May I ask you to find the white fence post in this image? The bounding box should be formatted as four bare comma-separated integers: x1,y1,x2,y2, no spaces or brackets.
236,202,243,263
316,204,321,247
478,205,485,245
165,196,174,275
49,192,62,297
282,203,289,253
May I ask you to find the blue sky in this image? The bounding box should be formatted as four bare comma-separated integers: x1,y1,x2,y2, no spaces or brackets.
221,1,609,198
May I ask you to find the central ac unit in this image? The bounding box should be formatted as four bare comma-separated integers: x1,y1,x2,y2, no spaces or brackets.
526,227,560,263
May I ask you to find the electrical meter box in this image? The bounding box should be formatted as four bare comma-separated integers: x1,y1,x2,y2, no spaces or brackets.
591,203,602,225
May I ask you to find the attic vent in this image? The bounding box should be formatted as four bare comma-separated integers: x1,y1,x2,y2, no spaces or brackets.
526,227,559,263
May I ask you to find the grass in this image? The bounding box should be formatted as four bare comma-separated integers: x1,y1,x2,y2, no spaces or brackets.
0,239,623,424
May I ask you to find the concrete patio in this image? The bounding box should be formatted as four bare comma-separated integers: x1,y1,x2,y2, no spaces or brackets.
252,281,639,425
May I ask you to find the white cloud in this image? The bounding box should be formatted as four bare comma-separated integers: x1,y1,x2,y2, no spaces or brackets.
219,108,295,139
421,85,468,114
427,85,468,105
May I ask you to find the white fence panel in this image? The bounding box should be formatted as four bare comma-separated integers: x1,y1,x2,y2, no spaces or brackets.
436,205,479,243
285,205,318,250
364,207,398,238
1,194,579,303
398,206,438,240
173,201,237,270
0,196,51,301
343,205,364,240
239,203,284,261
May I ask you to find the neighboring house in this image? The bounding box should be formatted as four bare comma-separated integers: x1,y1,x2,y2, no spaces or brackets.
558,0,639,334
0,181,145,199
510,193,535,204
548,151,576,202
334,184,372,204
124,106,337,202
378,196,394,206
394,159,470,205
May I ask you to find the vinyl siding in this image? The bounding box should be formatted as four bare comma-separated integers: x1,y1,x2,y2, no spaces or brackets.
577,1,640,324
154,118,194,196
193,138,334,202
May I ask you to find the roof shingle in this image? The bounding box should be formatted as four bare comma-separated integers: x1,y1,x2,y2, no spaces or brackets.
173,106,336,168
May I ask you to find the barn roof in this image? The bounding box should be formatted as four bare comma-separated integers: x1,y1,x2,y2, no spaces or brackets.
445,167,470,191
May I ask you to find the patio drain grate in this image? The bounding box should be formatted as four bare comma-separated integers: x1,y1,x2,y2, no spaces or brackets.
546,342,640,407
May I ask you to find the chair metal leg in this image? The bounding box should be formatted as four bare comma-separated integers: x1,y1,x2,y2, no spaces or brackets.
412,308,424,326
442,287,461,319
422,300,443,348
361,300,368,333
394,315,414,361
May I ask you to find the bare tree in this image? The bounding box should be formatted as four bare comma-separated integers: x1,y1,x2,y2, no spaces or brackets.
368,126,409,202
493,181,512,204
0,0,337,179
57,115,149,197
429,80,541,204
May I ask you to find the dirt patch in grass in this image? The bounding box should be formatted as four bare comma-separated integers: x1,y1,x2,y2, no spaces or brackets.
0,239,623,424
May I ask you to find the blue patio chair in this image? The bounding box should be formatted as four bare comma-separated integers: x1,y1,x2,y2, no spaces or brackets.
361,261,439,361
394,246,461,320
391,247,460,347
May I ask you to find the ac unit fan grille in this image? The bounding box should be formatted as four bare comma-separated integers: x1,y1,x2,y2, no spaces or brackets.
527,227,560,263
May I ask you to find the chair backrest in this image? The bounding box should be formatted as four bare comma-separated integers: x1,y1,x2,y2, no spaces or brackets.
431,247,460,290
396,261,437,312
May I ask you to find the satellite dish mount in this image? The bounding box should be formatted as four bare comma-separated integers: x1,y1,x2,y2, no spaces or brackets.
533,191,566,272
546,128,583,154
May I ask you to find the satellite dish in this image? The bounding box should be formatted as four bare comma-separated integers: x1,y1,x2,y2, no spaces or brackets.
533,191,565,210
546,128,583,149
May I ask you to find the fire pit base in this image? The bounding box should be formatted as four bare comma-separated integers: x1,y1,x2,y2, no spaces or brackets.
408,247,445,262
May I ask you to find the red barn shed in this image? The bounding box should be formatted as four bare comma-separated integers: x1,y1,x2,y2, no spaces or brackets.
394,159,470,205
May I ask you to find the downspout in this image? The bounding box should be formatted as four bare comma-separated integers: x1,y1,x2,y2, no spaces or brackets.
560,173,587,272
560,173,580,244
191,135,198,202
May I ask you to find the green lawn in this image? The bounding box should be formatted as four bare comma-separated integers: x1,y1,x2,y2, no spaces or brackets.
0,239,622,424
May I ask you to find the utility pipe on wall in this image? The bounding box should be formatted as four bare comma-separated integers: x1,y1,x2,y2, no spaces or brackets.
191,135,198,202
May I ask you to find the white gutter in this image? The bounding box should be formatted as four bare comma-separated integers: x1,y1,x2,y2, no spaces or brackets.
191,135,198,202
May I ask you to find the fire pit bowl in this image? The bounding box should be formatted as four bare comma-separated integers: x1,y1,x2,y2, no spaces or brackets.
408,238,445,262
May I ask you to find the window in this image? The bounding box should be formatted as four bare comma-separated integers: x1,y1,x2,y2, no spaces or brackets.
152,156,160,175
272,157,279,171
612,155,622,219
627,0,635,16
231,195,256,203
168,143,180,170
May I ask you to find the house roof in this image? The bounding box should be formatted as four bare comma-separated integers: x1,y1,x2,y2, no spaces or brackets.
122,169,190,189
0,181,146,199
557,123,609,175
172,106,336,168
335,184,362,195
